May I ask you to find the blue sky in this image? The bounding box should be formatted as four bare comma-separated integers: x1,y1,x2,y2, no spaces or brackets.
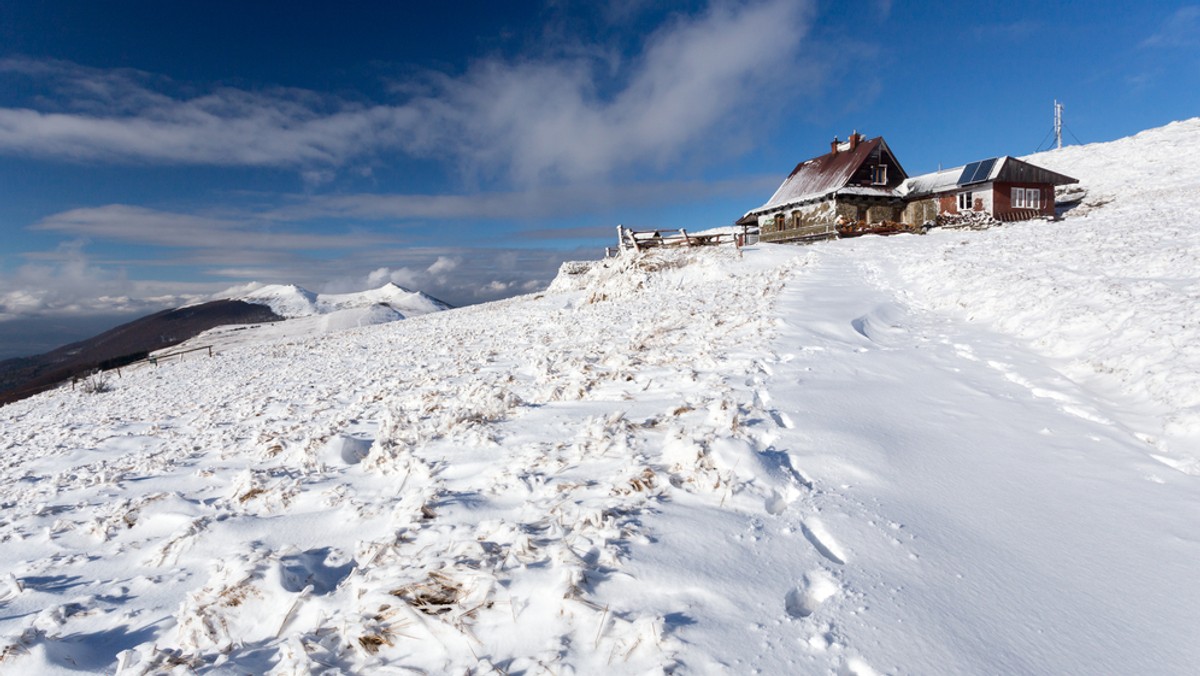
1,0,1197,357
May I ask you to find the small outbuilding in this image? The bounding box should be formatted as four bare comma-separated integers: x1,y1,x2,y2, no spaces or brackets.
900,156,1078,224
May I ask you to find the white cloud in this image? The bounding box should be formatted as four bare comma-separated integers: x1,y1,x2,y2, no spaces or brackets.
262,175,780,222
0,1,815,184
0,240,219,321
402,0,813,183
1142,6,1200,48
426,256,461,276
0,58,415,168
32,204,400,250
318,267,425,295
2,236,589,321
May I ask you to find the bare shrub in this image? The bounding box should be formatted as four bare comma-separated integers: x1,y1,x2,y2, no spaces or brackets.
77,370,112,394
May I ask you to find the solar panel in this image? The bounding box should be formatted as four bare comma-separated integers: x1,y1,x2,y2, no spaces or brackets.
972,157,996,183
957,158,997,185
957,162,980,186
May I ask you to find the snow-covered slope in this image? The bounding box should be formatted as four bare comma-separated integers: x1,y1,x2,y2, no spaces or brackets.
1027,116,1200,206
896,117,1200,469
1,120,1199,675
241,282,450,319
183,282,452,354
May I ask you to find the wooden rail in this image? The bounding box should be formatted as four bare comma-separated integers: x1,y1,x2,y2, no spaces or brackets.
615,225,754,252
1,343,217,405
758,224,838,244
995,209,1048,222
112,344,215,372
146,344,213,365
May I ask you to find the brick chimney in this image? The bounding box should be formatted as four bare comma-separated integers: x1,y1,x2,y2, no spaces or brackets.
849,130,860,150
830,136,839,155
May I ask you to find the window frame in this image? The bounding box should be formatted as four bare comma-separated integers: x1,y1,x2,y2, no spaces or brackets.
1012,187,1026,209
872,164,887,185
957,191,973,211
1027,188,1040,209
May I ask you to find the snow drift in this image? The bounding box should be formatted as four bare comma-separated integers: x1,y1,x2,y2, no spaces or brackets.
1,119,1199,675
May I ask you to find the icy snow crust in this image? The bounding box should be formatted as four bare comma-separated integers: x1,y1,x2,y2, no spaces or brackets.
2,119,1200,674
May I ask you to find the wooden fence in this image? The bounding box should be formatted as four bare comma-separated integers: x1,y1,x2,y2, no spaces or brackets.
614,225,756,253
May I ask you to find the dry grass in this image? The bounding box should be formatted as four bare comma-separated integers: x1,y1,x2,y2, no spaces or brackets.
357,633,391,654
219,584,259,608
625,468,657,493
390,571,463,616
238,487,266,503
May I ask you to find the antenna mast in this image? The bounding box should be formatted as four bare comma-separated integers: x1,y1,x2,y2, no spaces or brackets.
1054,100,1064,150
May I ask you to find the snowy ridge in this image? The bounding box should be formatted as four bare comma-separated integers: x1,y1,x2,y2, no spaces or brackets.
185,282,452,354
1026,116,1200,206
1,120,1200,674
241,282,450,318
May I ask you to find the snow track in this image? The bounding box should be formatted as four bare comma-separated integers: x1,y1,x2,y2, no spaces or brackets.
755,249,1200,674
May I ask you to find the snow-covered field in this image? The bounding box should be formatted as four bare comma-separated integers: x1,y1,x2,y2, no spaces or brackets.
1,119,1198,674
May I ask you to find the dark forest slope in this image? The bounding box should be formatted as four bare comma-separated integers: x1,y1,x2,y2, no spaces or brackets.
0,300,282,405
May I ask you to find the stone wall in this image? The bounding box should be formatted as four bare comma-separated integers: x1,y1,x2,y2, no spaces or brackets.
903,198,940,225
759,201,838,242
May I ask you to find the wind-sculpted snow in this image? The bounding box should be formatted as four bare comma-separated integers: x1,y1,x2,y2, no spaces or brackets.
0,247,827,673
3,120,1200,674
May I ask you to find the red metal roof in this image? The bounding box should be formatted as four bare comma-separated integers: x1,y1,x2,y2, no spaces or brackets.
749,137,889,215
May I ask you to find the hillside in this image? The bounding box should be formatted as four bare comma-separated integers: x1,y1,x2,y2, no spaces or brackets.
0,120,1198,674
0,283,450,407
0,300,283,406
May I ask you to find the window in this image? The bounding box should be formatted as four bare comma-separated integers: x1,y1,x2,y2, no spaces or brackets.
872,165,887,185
1027,188,1040,209
774,213,785,232
957,191,973,211
1012,187,1026,208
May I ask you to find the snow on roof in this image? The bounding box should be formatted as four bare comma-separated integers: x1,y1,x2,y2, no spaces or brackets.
836,185,898,197
900,165,972,197
900,157,1004,198
902,156,1078,198
746,137,889,216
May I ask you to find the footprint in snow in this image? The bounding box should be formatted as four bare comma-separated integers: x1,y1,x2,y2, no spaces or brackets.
785,569,839,619
772,410,795,429
278,547,356,595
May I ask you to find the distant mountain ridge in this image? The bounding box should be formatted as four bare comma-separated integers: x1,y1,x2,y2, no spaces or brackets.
240,282,451,318
0,300,283,405
0,282,453,406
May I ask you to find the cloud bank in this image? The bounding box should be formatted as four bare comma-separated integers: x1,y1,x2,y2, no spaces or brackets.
0,0,812,184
